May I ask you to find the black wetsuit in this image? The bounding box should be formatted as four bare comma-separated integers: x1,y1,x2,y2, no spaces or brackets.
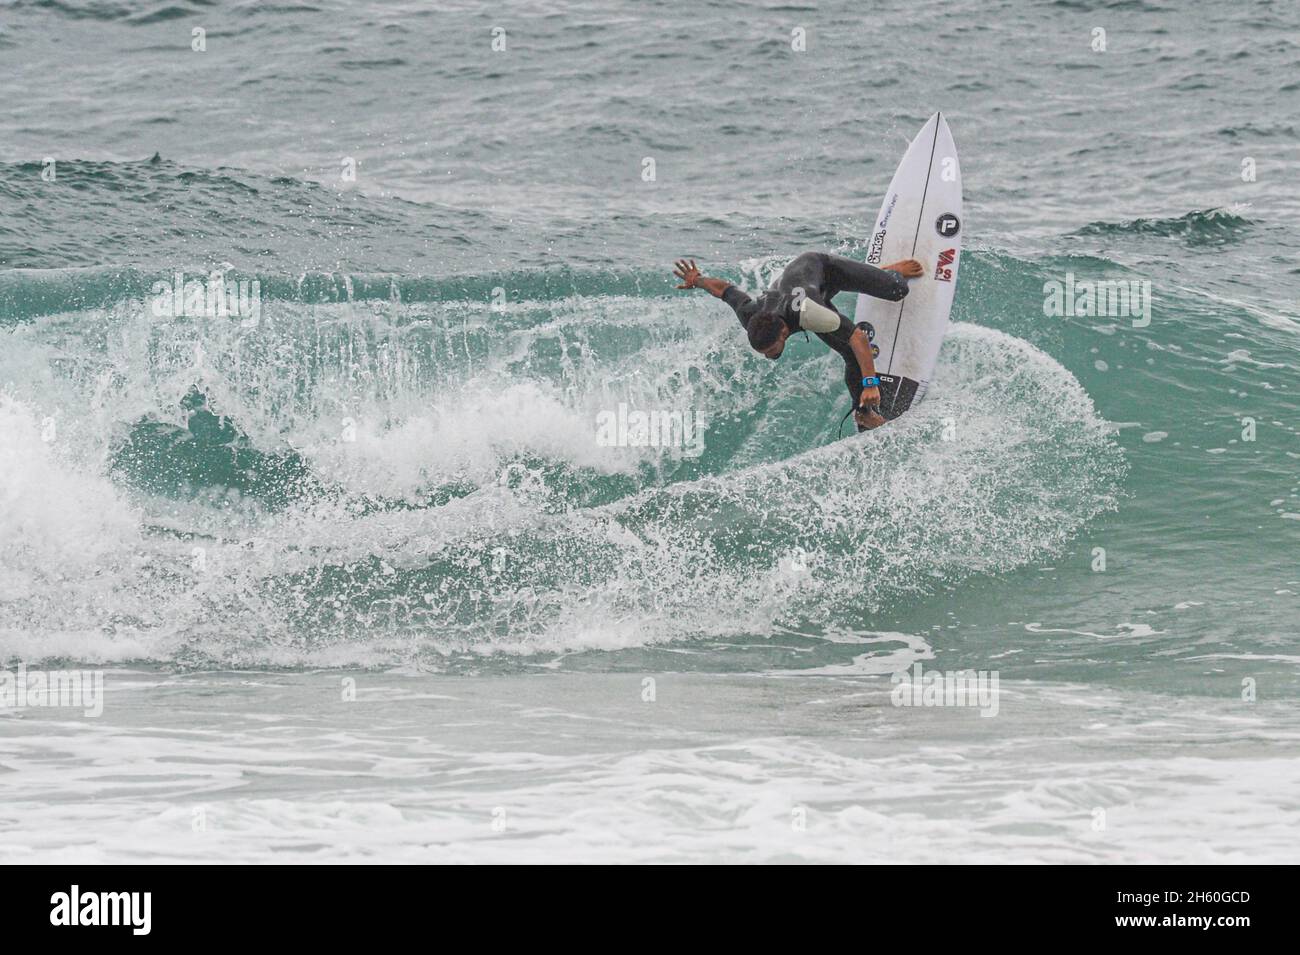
722,252,909,412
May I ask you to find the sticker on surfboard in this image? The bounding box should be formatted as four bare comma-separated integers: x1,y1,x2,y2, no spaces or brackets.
854,112,962,419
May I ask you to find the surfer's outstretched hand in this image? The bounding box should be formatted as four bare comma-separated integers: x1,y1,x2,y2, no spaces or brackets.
882,258,924,278
673,260,732,299
673,259,702,289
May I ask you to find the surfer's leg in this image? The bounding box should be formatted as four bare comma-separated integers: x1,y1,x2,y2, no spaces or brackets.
822,254,909,302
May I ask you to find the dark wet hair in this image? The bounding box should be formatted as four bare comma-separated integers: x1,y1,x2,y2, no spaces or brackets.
747,311,785,350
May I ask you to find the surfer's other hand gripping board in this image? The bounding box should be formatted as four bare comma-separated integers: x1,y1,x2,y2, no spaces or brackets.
672,112,961,435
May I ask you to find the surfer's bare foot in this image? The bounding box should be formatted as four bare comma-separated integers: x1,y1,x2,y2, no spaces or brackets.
883,258,924,278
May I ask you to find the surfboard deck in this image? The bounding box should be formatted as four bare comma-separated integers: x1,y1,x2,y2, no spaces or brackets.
854,112,962,418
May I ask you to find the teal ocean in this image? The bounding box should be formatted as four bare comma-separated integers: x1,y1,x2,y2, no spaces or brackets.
1,0,1298,862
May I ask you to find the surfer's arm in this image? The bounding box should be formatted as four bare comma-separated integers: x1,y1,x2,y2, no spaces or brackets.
674,259,758,328
673,259,734,299
851,330,887,429
849,329,882,405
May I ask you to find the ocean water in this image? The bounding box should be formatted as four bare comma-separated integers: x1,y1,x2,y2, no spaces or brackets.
1,0,1298,863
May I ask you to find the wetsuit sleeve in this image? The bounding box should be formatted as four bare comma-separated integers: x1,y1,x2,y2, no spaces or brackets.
814,313,858,360
722,285,756,328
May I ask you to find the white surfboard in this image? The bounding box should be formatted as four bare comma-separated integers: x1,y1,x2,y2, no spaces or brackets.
854,112,962,418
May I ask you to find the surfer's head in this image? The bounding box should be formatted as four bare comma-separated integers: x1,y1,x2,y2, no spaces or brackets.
747,312,789,359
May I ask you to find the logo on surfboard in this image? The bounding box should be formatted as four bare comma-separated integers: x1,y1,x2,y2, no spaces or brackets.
868,195,899,264
867,229,887,265
934,248,956,282
935,213,960,237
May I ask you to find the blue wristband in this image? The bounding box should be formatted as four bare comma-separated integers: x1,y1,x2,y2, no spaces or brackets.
862,376,880,388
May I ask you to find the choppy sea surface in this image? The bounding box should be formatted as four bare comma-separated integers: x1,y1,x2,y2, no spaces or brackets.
1,0,1297,862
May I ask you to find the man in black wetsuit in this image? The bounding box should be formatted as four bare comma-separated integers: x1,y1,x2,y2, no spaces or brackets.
673,253,924,430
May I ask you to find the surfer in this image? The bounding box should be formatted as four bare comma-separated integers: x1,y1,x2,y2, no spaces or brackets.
673,253,924,430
